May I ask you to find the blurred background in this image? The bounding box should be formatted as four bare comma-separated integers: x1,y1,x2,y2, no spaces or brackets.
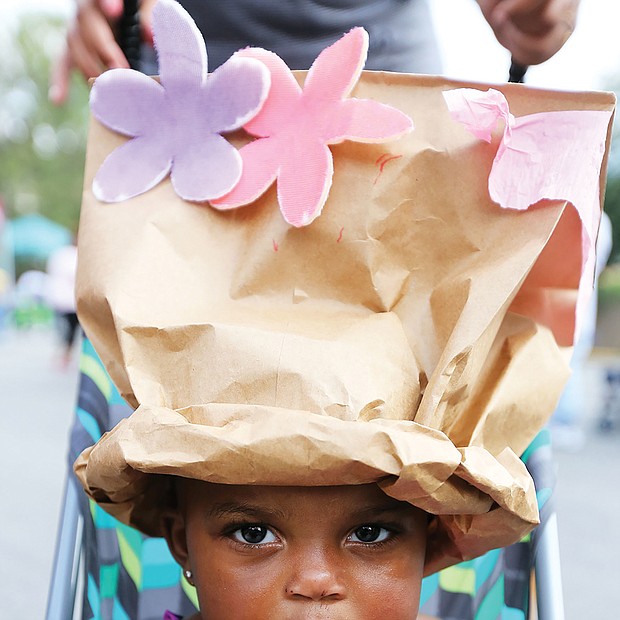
0,0,619,618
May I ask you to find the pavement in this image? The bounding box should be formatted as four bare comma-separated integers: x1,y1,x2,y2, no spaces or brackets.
0,327,619,619
552,355,620,619
0,327,78,620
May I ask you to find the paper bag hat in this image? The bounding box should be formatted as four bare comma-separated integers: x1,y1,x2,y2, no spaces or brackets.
74,0,615,575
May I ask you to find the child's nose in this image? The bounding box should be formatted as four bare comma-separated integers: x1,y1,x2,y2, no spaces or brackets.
285,551,346,602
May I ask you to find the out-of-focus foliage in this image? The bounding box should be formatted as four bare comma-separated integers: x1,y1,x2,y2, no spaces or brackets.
604,148,620,265
603,77,620,265
599,264,620,304
0,13,89,236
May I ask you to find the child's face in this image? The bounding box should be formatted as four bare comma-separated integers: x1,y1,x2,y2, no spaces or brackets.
164,481,427,620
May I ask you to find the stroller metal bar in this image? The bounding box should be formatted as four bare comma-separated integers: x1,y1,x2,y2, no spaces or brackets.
45,480,83,620
535,512,565,620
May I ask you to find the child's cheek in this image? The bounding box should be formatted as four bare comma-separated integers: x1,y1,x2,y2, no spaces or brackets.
193,550,287,619
348,553,424,618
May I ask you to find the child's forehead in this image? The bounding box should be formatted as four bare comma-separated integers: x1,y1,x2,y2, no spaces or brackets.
182,481,415,516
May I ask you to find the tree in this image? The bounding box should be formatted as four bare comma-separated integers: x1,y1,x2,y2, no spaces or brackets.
0,13,89,236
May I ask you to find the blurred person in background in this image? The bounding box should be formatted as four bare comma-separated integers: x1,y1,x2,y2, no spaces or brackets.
0,205,10,335
50,0,580,104
45,240,79,369
0,267,11,335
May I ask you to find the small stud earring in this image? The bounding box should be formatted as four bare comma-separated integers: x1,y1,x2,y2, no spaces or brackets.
183,569,194,584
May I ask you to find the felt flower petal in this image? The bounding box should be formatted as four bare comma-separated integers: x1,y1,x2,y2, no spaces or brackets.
328,98,414,143
171,134,242,201
202,56,271,133
153,0,207,93
91,0,271,205
213,27,412,225
211,138,282,209
93,136,172,203
277,141,333,227
90,70,165,137
303,28,368,102
233,48,302,138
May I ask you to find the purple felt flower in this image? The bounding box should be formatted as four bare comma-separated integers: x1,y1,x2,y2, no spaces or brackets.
90,0,270,203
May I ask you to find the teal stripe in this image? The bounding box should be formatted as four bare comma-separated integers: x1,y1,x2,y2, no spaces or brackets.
141,537,181,588
142,559,182,589
142,537,176,565
92,501,120,529
109,386,126,406
77,407,102,442
502,607,526,620
87,574,102,620
536,487,552,510
474,574,504,620
420,572,439,606
112,598,131,620
520,429,550,464
82,337,101,360
474,548,501,589
100,563,120,599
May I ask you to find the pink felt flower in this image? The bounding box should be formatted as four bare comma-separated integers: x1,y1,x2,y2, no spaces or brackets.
211,28,413,227
90,0,270,203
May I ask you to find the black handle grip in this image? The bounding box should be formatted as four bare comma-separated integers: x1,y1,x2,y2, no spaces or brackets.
508,59,528,84
118,0,141,70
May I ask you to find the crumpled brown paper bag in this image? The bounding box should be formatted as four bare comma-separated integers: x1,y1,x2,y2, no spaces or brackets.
74,72,615,574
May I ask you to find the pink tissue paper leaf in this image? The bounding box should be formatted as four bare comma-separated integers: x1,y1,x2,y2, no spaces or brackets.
443,87,613,342
443,88,514,143
211,27,414,228
91,0,270,203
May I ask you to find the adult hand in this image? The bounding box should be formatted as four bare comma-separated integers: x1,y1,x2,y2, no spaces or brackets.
50,0,156,105
477,0,580,66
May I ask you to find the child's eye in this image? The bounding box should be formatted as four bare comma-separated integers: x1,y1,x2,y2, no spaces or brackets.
348,525,391,544
231,525,277,545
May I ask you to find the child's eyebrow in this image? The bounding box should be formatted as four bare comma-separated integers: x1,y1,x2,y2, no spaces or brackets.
351,504,413,519
207,502,287,521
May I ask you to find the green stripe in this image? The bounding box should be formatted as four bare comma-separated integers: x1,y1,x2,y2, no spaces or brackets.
181,577,200,610
439,565,476,595
80,354,113,401
117,529,142,589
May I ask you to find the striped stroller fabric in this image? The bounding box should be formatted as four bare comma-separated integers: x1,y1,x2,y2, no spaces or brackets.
418,431,555,620
71,338,551,620
70,339,198,620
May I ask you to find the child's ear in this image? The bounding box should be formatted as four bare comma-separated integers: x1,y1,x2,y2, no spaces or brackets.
160,508,190,569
